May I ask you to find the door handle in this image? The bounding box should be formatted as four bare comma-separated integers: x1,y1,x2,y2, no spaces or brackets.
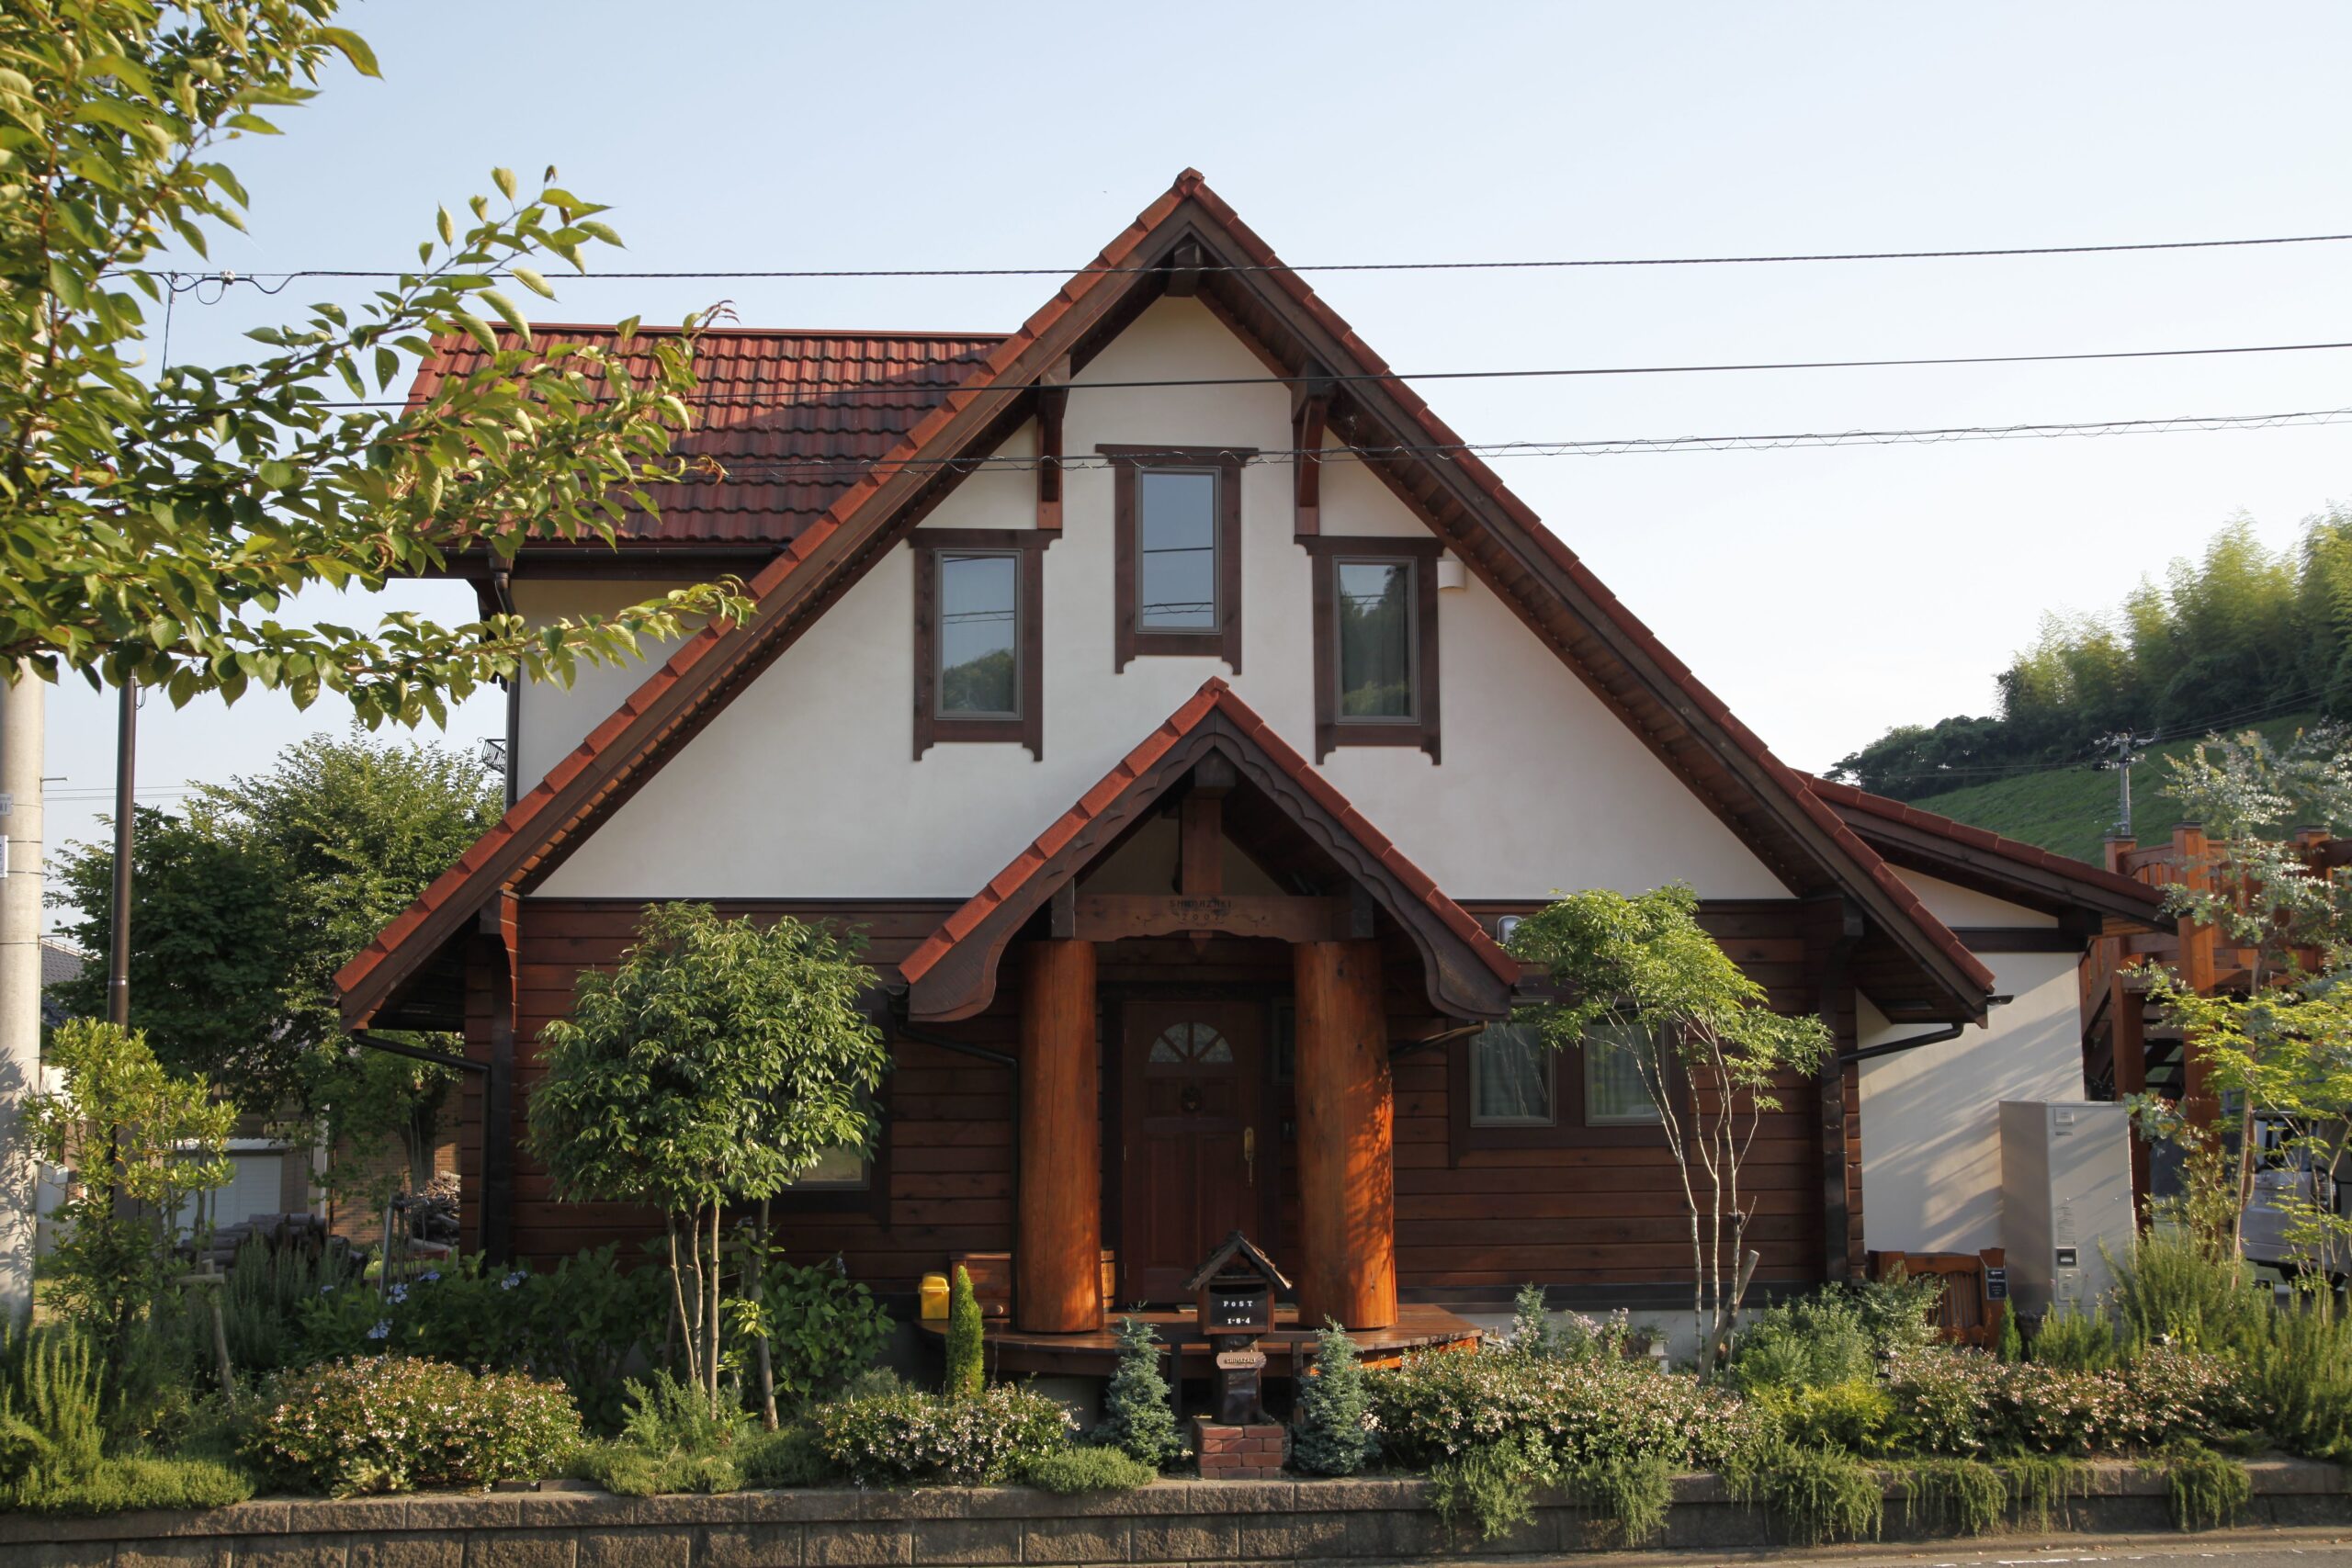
1243,1126,1256,1185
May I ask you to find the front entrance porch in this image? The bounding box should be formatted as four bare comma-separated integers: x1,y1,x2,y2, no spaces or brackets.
897,680,1521,1340
914,1300,1481,1379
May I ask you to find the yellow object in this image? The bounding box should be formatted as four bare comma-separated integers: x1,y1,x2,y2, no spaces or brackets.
919,1272,950,1321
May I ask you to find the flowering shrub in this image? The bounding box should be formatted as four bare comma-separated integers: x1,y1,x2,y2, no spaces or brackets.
1369,1347,1766,1472
240,1357,580,1496
812,1384,1074,1485
1886,1345,2259,1457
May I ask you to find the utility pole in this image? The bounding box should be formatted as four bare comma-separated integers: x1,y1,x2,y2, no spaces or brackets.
0,664,45,1324
108,682,135,1028
2094,729,2154,839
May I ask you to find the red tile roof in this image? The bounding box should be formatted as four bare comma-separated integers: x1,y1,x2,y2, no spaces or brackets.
898,678,1519,1009
335,169,1996,1027
1806,775,2165,911
411,325,1002,545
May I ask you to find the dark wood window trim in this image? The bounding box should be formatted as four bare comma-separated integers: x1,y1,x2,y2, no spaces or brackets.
1302,536,1443,763
767,1100,891,1222
1102,444,1249,673
1447,1025,1675,1162
910,528,1053,761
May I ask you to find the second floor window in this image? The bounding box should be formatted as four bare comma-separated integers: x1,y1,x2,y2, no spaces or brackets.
1305,536,1442,761
1105,445,1247,671
911,529,1049,760
937,551,1020,717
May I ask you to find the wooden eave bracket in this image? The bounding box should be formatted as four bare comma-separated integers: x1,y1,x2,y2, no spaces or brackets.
1290,364,1336,537
1162,238,1208,299
1035,363,1069,530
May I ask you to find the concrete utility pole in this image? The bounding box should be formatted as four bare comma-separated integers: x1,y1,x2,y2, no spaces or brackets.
0,665,45,1324
108,682,135,1027
2095,730,2154,839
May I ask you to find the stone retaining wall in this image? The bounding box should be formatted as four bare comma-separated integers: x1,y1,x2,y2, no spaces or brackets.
7,1460,2348,1567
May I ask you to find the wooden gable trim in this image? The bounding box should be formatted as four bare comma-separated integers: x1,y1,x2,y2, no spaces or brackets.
1835,810,2169,930
905,709,1514,1025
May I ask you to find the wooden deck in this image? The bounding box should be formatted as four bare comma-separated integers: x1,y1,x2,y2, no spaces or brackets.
915,1302,1481,1378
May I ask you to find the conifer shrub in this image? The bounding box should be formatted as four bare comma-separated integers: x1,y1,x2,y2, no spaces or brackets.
2027,1302,2115,1371
944,1265,984,1400
1292,1322,1377,1476
1091,1315,1178,1469
1996,1303,2023,1363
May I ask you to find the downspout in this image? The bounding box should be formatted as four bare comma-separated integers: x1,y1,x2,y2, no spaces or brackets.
488,569,519,809
1816,901,1865,1282
1837,998,2010,1066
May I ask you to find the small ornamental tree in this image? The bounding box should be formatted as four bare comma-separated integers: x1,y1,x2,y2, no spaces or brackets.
944,1265,984,1401
1092,1314,1178,1468
21,1021,234,1382
1291,1322,1376,1476
1509,883,1834,1355
526,904,888,1418
2140,727,2352,1272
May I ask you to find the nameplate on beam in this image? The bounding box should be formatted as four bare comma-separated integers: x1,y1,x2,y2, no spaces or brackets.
1072,893,1353,943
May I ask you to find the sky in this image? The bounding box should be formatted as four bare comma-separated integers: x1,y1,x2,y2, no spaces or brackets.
35,1,2352,932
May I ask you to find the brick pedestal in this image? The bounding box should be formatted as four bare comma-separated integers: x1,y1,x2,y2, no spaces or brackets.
1193,1416,1286,1480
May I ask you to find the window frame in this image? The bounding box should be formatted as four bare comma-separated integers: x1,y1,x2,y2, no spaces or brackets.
1465,1020,1557,1129
1103,445,1249,673
1302,536,1443,762
768,1101,891,1220
1579,1020,1668,1128
1448,1021,1676,1158
910,528,1052,760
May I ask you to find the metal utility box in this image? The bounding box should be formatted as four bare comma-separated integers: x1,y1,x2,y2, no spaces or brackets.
1999,1100,2134,1320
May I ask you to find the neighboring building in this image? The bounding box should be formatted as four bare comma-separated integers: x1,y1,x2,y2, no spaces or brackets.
334,172,2160,1334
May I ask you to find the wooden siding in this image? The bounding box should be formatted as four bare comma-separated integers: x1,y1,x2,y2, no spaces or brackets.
474,897,1855,1299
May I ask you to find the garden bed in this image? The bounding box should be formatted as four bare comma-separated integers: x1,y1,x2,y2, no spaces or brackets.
8,1459,2348,1566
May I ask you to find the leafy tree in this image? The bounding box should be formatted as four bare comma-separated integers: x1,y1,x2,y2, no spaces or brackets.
0,0,747,723
2136,726,2352,1272
526,903,889,1418
20,1021,233,1387
49,729,496,1199
1508,883,1835,1355
1091,1314,1177,1468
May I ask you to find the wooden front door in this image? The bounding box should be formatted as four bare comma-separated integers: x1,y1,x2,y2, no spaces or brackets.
1118,1000,1265,1303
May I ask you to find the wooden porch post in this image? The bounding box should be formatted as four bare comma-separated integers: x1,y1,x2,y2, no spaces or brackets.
1016,940,1102,1333
2173,823,2220,1129
1293,940,1397,1330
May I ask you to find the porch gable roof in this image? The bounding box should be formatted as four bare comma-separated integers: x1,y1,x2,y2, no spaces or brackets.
335,168,1996,1031
899,678,1520,1023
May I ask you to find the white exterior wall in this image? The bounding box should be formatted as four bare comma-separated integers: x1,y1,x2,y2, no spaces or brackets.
1856,869,2086,1255
512,579,694,789
521,297,1789,903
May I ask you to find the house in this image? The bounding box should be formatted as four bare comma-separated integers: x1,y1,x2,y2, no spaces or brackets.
334,172,2162,1343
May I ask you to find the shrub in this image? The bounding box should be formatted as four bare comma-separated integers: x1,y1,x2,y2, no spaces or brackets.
1998,1454,2087,1530
1731,1292,1875,1393
2109,1230,2267,1354
1292,1323,1377,1476
0,1325,105,1494
570,1443,741,1497
1847,1268,1945,1360
813,1383,1073,1486
1372,1344,1763,1472
944,1265,983,1400
1429,1432,1552,1542
1885,1344,2256,1457
1761,1377,1894,1454
1900,1458,2005,1536
6,1454,254,1515
1885,1348,2001,1457
1996,1304,2023,1363
2029,1303,2115,1371
739,1421,833,1487
750,1257,892,1414
1564,1448,1674,1546
567,1370,760,1497
618,1370,752,1455
2251,1300,2352,1461
1725,1441,1883,1546
2164,1443,2252,1531
1092,1316,1178,1470
1024,1446,1155,1494
241,1357,580,1496
1509,1283,1562,1358
219,1235,342,1380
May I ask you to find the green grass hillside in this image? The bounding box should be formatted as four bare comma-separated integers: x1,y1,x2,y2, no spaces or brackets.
1887,712,2324,866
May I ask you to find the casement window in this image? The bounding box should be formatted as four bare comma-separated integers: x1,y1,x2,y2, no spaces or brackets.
1451,1018,1666,1157
1104,445,1248,672
1467,1021,1554,1126
1303,536,1442,761
1580,1021,1665,1127
911,529,1051,760
785,1145,871,1190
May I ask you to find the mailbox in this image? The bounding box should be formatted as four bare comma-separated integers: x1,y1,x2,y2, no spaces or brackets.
1184,1231,1290,1426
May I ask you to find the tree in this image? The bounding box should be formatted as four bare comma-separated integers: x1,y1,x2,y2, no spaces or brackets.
526,903,889,1418
1092,1314,1177,1468
1508,883,1834,1357
20,1020,232,1382
50,728,496,1197
944,1264,984,1401
1290,1322,1375,1476
1,1,748,723
2138,726,2352,1274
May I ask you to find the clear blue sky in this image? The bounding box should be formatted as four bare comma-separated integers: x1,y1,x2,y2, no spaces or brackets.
40,1,2352,930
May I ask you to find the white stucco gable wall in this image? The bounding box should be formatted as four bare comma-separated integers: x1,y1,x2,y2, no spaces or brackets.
527,298,1789,903
1857,868,2086,1255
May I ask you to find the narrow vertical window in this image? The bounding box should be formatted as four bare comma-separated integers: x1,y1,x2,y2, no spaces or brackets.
1305,536,1443,761
1335,558,1416,720
910,529,1050,760
937,552,1019,717
1105,445,1248,671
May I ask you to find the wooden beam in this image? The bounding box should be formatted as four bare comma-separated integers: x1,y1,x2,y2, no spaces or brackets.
1294,940,1397,1329
2109,959,2151,1225
2173,823,2219,1128
1035,370,1069,531
1016,940,1102,1333
1180,793,1223,897
1072,893,1351,943
1290,365,1334,536
1163,239,1206,298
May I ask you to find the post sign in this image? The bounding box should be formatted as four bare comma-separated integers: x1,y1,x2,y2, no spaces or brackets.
1183,1231,1291,1427
1205,1286,1272,1334
1984,1267,2008,1301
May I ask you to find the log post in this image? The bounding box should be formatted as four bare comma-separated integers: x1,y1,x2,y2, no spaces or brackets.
1293,940,1396,1330
1016,940,1102,1333
2173,823,2219,1129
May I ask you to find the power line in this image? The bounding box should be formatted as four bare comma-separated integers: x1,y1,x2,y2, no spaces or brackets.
301,335,2352,409
121,228,2352,285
